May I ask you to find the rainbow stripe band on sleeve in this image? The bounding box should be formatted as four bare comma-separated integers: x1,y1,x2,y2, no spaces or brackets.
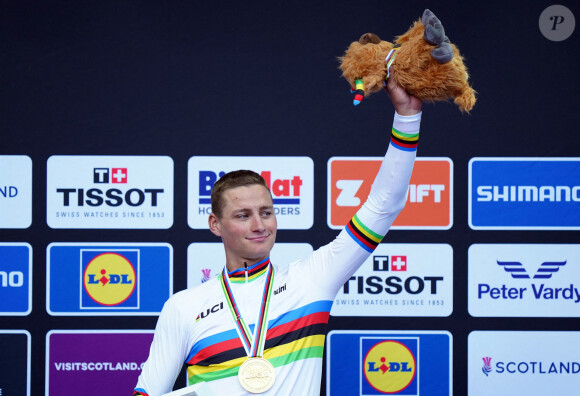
390,127,419,151
346,213,384,253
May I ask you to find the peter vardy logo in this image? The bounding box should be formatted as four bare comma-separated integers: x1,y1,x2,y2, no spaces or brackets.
47,156,173,229
468,244,580,317
188,156,313,229
469,158,580,230
331,244,452,317
498,261,566,279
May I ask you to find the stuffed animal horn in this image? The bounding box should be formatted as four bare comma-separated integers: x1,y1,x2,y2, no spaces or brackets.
339,9,476,112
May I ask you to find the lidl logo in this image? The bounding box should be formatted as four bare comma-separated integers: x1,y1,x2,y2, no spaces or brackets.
48,243,172,316
188,156,313,229
363,339,417,394
82,251,137,307
328,157,452,229
327,330,451,396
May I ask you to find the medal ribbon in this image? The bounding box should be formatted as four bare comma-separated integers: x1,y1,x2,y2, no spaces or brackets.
219,263,275,358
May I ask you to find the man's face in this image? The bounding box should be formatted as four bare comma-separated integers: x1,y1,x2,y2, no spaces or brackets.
208,184,277,269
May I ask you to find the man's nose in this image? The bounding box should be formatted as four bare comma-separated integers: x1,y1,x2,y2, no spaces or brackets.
250,214,265,231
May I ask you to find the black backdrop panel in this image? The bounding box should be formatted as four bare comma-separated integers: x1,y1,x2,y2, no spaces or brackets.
1,1,579,395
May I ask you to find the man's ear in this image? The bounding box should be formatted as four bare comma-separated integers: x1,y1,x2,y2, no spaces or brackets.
208,213,222,237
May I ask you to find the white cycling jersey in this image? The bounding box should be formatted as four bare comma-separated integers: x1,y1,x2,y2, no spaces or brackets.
134,112,421,396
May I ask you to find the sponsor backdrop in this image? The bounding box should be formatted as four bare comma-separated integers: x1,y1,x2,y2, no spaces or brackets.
0,1,578,395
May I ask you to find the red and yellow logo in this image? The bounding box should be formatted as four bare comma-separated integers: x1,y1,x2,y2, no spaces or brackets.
363,340,416,393
328,158,452,229
83,253,136,306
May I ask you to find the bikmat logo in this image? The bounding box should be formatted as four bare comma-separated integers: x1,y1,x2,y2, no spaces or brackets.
188,156,313,229
469,158,580,230
328,157,452,230
362,338,418,395
47,156,173,229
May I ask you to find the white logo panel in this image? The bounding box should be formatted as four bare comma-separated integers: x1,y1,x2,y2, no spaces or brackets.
468,244,580,317
187,156,313,229
0,156,32,228
187,242,313,288
47,156,173,229
331,244,453,317
468,331,580,395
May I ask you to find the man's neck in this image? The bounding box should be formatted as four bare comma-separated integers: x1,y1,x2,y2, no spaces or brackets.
225,257,268,273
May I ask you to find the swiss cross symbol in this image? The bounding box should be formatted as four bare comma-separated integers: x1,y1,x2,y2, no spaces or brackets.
391,256,407,271
111,168,128,183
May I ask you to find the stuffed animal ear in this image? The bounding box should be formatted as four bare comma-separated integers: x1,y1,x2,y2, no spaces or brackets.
358,33,381,44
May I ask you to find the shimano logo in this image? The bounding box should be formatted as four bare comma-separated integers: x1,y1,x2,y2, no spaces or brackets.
477,185,580,202
0,271,24,287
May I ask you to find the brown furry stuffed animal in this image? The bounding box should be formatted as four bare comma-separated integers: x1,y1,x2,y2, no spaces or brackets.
339,9,476,112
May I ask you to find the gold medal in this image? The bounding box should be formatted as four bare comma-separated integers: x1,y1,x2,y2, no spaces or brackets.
238,357,276,393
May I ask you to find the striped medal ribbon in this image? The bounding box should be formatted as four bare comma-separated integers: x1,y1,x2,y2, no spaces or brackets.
219,263,276,393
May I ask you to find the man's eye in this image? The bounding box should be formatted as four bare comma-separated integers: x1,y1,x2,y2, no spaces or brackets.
262,211,272,217
236,214,248,219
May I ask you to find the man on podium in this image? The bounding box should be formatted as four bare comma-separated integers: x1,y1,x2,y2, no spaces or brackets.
133,77,422,396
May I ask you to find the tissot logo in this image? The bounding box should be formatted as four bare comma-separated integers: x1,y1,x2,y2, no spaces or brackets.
94,168,128,184
468,244,580,317
47,156,173,228
331,244,453,317
188,156,313,229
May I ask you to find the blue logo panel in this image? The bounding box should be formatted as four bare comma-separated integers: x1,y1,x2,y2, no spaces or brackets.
469,158,580,229
0,244,32,315
327,331,451,396
48,243,172,315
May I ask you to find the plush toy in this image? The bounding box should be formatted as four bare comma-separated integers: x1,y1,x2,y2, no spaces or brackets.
339,9,476,112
